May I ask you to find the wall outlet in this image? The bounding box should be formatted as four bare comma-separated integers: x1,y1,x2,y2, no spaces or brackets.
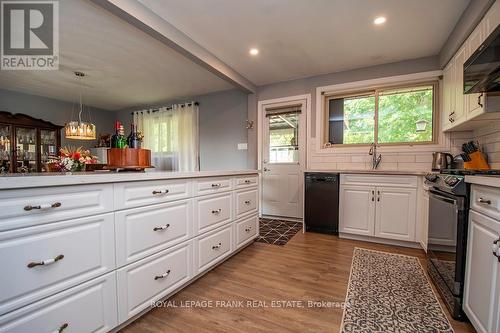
237,143,248,150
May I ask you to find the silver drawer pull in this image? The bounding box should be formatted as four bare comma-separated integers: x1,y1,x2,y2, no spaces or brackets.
244,180,252,184
28,254,64,268
244,200,251,205
212,242,222,250
154,269,171,280
245,227,252,232
24,202,61,211
153,224,170,231
211,183,222,188
478,197,491,205
52,323,69,333
152,190,169,195
211,209,222,214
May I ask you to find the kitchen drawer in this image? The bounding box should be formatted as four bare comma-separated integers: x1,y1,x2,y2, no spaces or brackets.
0,184,113,231
235,189,258,219
0,213,115,315
0,272,117,333
116,242,192,323
115,199,193,267
471,184,500,221
340,174,418,188
114,179,192,210
195,193,232,234
195,224,233,273
235,215,258,249
195,177,232,196
234,175,258,189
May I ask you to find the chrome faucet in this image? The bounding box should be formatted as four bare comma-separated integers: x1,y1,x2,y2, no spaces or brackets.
369,143,382,170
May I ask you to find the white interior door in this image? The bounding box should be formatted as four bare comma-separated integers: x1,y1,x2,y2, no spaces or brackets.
260,98,306,219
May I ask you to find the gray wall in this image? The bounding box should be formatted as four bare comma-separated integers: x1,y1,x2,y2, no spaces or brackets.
0,88,116,149
247,56,440,168
115,89,249,171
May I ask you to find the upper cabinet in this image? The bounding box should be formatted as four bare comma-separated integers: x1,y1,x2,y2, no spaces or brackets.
442,3,500,131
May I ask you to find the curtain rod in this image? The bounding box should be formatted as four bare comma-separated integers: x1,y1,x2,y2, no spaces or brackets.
131,102,199,115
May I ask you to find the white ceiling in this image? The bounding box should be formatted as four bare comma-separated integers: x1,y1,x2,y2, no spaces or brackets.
0,0,233,110
139,0,470,86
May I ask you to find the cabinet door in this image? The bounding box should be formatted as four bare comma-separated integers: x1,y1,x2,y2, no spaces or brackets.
374,187,416,241
452,45,467,126
442,61,455,131
467,22,486,120
463,210,500,333
339,185,375,236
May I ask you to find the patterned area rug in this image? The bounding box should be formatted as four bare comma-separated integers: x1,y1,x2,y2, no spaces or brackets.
341,248,454,333
255,218,302,245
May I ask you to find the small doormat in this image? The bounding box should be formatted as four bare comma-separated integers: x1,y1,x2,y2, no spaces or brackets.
255,218,302,246
341,248,454,333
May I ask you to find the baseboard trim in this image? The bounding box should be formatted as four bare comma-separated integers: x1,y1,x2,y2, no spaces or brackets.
339,233,423,250
261,214,303,223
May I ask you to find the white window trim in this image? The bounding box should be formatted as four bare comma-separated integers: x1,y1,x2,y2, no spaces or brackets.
314,70,451,155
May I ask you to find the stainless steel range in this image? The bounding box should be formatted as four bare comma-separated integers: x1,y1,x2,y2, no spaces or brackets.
425,169,500,320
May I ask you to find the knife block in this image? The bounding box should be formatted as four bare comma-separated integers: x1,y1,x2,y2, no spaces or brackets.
464,151,490,170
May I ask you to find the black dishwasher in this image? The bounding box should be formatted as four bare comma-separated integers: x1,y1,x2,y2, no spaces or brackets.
304,172,339,234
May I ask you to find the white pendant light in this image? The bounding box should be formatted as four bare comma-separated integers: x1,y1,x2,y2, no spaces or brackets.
65,72,96,140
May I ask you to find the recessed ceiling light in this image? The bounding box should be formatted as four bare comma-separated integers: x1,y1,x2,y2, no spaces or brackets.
249,48,259,56
374,16,386,25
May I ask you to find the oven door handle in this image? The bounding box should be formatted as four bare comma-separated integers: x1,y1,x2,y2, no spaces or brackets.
429,191,458,205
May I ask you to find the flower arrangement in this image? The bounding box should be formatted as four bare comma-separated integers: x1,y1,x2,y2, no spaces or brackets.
57,146,98,172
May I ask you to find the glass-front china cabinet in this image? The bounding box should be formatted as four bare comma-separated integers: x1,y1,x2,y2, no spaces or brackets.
0,111,62,173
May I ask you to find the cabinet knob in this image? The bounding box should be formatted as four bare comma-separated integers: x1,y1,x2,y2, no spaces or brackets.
478,93,484,108
24,202,61,211
245,227,252,232
28,254,64,268
154,269,171,280
493,239,500,262
211,183,222,188
244,180,252,184
211,209,222,214
244,200,251,205
212,242,222,250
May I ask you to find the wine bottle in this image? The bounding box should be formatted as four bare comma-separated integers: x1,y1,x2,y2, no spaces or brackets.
110,121,121,148
127,124,141,149
117,125,127,148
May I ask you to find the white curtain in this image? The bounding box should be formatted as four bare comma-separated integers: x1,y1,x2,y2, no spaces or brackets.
133,103,199,172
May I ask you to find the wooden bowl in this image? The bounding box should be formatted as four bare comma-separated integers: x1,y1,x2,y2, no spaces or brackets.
106,148,152,170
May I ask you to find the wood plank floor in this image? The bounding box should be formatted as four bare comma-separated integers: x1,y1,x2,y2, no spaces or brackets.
120,232,476,333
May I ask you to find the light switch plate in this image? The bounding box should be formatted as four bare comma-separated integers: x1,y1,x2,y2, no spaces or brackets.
237,143,248,150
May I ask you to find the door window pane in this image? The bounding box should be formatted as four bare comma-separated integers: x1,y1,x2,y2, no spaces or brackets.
16,127,37,173
0,125,11,173
269,113,299,163
378,86,433,143
328,93,375,144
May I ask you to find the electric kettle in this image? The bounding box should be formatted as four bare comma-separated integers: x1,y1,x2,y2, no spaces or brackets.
432,152,453,171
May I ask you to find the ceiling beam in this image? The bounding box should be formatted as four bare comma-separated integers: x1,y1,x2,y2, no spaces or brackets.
90,0,256,94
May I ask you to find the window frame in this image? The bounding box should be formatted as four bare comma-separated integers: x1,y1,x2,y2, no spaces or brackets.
323,80,439,147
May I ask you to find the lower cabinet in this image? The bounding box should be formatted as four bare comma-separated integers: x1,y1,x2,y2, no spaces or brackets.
116,242,192,323
0,272,117,333
374,187,416,241
463,210,500,333
340,180,417,242
195,224,233,274
339,185,375,236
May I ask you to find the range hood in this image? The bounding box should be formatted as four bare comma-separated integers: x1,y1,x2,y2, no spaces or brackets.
464,24,500,94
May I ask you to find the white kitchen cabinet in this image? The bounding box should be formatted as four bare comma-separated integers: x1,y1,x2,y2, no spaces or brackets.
442,60,455,131
339,174,418,242
463,210,500,333
466,21,486,120
419,187,430,251
339,185,375,236
374,187,416,242
452,45,467,126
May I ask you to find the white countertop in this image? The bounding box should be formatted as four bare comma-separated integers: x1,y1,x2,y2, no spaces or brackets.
305,169,428,176
0,170,259,190
465,175,500,188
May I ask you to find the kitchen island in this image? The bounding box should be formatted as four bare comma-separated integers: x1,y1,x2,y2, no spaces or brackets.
0,170,259,332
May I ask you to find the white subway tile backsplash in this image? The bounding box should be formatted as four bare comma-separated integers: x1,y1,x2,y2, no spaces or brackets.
396,154,416,163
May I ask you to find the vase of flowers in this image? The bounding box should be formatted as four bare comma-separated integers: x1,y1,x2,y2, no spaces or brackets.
57,146,98,172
